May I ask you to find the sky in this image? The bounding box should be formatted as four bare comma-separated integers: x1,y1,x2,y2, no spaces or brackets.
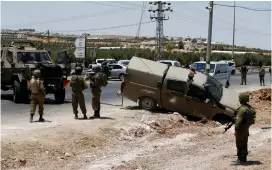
1,1,271,50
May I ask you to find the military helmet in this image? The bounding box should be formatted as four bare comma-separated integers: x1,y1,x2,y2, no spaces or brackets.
239,93,249,104
33,69,41,77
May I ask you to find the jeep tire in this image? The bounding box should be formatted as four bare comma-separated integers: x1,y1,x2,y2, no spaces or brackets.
54,88,65,104
13,81,22,103
139,97,157,111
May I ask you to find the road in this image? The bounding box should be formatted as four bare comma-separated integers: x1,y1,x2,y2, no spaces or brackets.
1,72,271,124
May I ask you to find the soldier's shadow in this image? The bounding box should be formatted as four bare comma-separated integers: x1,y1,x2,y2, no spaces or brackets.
32,120,52,123
231,160,263,166
76,117,115,120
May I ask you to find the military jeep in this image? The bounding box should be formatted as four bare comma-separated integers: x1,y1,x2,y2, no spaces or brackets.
1,41,71,104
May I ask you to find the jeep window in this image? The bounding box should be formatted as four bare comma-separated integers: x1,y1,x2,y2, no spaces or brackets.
205,75,223,101
112,65,122,69
192,63,215,73
166,79,187,94
228,62,234,66
160,62,172,66
174,62,181,67
17,52,51,62
219,64,227,73
97,59,105,64
187,84,206,101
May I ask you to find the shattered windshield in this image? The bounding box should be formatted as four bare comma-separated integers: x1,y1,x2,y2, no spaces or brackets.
17,52,51,63
192,63,215,73
205,75,223,101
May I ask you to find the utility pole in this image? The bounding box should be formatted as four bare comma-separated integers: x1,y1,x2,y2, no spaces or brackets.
232,1,236,60
149,1,173,61
84,33,87,69
47,30,50,48
205,1,214,74
135,1,147,57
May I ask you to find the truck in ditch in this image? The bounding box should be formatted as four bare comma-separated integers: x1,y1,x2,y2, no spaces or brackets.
1,41,71,104
118,56,240,122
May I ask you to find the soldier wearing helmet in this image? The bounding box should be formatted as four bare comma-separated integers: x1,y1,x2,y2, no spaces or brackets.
89,65,108,118
28,69,46,123
70,66,88,119
234,93,256,164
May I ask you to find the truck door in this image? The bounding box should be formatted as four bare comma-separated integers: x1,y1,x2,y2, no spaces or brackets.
161,79,191,113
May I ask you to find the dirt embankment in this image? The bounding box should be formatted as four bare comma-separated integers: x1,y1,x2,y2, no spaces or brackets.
1,89,271,170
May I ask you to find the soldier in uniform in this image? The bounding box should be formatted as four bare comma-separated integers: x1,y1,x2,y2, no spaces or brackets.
240,63,248,85
259,62,265,86
185,67,196,96
235,93,255,163
89,65,107,118
28,69,46,123
70,66,88,119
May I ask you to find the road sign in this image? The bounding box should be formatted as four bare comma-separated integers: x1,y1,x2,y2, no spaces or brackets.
75,38,85,48
74,48,85,58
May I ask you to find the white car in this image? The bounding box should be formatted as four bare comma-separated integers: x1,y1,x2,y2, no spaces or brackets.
219,60,236,75
117,60,130,66
157,60,181,67
191,61,230,85
108,64,127,81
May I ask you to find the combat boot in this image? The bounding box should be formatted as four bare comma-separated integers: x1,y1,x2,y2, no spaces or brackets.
30,114,34,123
39,115,45,122
74,114,78,119
83,114,87,119
95,111,101,118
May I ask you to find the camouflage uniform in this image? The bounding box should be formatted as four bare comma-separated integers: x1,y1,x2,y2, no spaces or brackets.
89,65,107,118
235,93,254,163
28,69,46,123
259,66,265,86
240,65,248,85
70,67,88,119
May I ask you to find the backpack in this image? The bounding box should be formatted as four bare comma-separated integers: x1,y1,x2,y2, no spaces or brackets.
94,72,108,87
243,105,256,125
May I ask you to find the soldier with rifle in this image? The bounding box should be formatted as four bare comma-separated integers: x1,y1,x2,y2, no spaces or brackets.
223,93,256,164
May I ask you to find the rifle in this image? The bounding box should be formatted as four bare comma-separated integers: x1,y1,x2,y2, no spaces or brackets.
223,113,237,134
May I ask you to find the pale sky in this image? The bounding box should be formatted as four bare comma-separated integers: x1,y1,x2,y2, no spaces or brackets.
1,1,271,50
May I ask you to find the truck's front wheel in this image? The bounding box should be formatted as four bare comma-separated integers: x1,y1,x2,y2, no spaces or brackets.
13,81,22,103
54,88,65,104
139,97,157,111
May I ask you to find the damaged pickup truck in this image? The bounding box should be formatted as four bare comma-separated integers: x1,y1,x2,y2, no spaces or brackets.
118,56,240,121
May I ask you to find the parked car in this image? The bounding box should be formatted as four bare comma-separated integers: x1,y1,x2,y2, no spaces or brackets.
157,60,181,67
108,64,127,81
118,57,240,122
117,60,130,66
191,61,230,85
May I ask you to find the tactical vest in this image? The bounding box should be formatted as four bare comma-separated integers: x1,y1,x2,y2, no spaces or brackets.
95,72,108,87
30,78,40,94
241,65,247,72
71,76,83,93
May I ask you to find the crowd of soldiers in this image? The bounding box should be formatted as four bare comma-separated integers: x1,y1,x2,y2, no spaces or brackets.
27,61,258,164
240,61,270,86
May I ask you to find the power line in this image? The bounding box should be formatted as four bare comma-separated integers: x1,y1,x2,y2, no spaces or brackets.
4,9,127,28
51,21,155,33
214,3,272,11
84,1,141,10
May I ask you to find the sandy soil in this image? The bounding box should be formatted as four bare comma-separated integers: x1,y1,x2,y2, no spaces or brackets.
1,89,271,170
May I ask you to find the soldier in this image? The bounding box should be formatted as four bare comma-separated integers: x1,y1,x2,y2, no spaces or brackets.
89,65,108,118
235,93,256,164
269,67,271,76
28,69,46,123
70,66,88,119
185,67,196,96
258,62,265,86
240,63,248,85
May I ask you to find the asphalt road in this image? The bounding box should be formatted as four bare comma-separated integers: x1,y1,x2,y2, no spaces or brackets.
1,72,271,124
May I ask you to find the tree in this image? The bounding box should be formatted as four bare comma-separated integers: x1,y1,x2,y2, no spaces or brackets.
165,43,175,51
191,38,197,44
178,41,184,49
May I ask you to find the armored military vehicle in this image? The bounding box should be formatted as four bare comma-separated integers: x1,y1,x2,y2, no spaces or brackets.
1,41,71,104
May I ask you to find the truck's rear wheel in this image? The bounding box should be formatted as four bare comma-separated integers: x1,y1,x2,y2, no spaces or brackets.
13,81,22,103
54,88,65,104
139,97,157,111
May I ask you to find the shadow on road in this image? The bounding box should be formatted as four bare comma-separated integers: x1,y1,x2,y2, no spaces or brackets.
1,94,72,105
231,160,263,166
123,106,172,114
89,116,115,120
32,120,52,123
